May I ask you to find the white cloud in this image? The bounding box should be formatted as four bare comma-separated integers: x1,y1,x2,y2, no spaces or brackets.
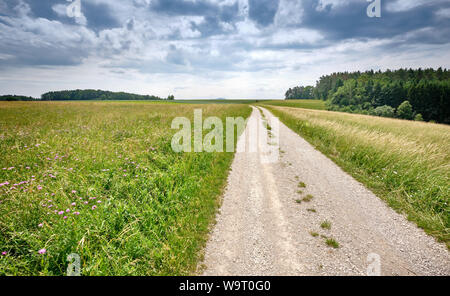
268,28,323,46
274,0,304,26
315,0,357,11
436,7,450,18
53,4,87,25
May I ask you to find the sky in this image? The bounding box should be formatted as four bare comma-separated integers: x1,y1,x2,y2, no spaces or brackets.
0,0,449,99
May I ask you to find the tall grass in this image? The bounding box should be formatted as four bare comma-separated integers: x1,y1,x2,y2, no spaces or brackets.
266,106,449,248
0,101,251,275
260,100,326,110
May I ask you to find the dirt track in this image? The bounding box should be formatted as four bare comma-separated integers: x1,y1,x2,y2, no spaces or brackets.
201,107,449,276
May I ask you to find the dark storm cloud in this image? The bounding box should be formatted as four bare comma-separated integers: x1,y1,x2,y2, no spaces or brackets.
82,1,121,31
150,0,238,21
248,0,279,26
300,0,450,44
150,0,240,37
22,0,120,30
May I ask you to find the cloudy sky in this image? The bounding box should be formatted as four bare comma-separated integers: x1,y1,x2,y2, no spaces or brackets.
0,0,449,99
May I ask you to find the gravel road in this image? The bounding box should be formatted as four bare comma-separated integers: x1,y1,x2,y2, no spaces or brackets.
201,106,449,276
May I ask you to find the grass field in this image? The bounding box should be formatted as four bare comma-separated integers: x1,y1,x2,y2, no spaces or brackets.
259,100,326,110
265,106,450,248
0,101,251,275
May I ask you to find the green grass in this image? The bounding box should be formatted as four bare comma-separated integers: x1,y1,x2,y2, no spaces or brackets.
266,105,450,248
0,101,251,275
325,238,340,249
320,221,332,230
173,99,258,105
310,231,319,237
298,182,306,188
259,100,326,110
302,195,314,202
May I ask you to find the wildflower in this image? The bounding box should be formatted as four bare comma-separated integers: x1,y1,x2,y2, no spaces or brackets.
58,211,64,215
37,186,43,190
66,209,70,213
84,201,88,205
38,249,46,255
63,216,68,220
71,190,76,194
71,202,76,206
74,212,80,215
92,205,97,210
97,201,102,204
38,223,44,228
1,252,6,256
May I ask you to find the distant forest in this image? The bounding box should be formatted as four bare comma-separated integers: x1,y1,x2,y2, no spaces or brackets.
0,95,37,101
0,90,173,101
286,68,450,124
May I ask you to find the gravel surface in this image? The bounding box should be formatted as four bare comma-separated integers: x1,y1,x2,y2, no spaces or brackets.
201,107,449,276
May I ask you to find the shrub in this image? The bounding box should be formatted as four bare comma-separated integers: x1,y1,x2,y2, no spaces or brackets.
414,114,424,121
397,101,414,120
374,105,395,118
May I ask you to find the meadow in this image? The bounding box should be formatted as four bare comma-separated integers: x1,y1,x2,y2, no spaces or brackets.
260,100,326,110
264,105,450,247
0,101,251,275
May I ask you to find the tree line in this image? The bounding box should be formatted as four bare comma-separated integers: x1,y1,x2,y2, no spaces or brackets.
0,95,37,101
285,86,315,100
286,68,450,124
1,90,175,101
